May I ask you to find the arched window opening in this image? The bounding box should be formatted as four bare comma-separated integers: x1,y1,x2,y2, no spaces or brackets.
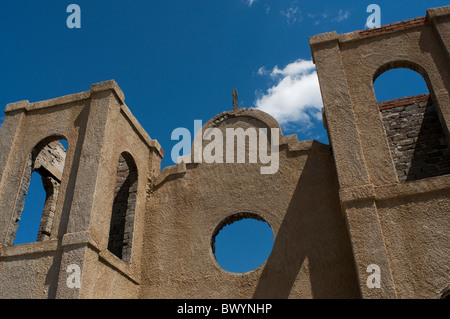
108,152,138,263
374,67,450,183
13,171,46,245
211,213,274,273
11,138,68,245
374,68,429,102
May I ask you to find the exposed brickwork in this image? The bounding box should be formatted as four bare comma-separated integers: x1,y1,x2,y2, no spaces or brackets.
360,17,426,39
34,141,66,180
37,175,60,241
108,153,137,263
378,94,431,110
379,94,450,183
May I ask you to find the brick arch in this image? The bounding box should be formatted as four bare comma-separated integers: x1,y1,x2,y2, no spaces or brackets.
107,151,138,263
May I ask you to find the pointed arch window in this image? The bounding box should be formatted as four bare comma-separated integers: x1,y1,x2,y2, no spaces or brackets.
107,152,138,263
10,138,68,245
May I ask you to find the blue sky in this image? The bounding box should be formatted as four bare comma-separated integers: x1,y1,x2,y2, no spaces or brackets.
0,1,444,271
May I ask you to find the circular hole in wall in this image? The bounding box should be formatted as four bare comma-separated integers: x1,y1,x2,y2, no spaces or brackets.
212,213,274,273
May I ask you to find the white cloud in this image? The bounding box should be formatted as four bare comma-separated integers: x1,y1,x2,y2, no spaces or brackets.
248,0,257,7
254,59,323,129
269,59,316,77
307,9,350,25
257,66,267,75
334,9,350,22
280,6,302,24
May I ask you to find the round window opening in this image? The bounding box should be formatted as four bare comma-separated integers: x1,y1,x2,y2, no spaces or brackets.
212,213,274,273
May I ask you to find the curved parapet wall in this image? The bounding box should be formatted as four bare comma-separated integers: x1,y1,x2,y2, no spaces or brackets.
153,108,330,188
143,107,360,299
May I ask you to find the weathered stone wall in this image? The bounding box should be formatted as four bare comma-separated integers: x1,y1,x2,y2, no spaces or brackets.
141,109,360,299
310,5,450,298
379,94,450,182
376,188,450,298
75,82,162,299
7,154,33,245
34,141,66,181
1,5,449,299
0,93,89,299
0,80,162,299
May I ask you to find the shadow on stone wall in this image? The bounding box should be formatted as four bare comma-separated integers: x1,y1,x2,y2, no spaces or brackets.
406,100,450,181
252,153,361,299
380,96,450,183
